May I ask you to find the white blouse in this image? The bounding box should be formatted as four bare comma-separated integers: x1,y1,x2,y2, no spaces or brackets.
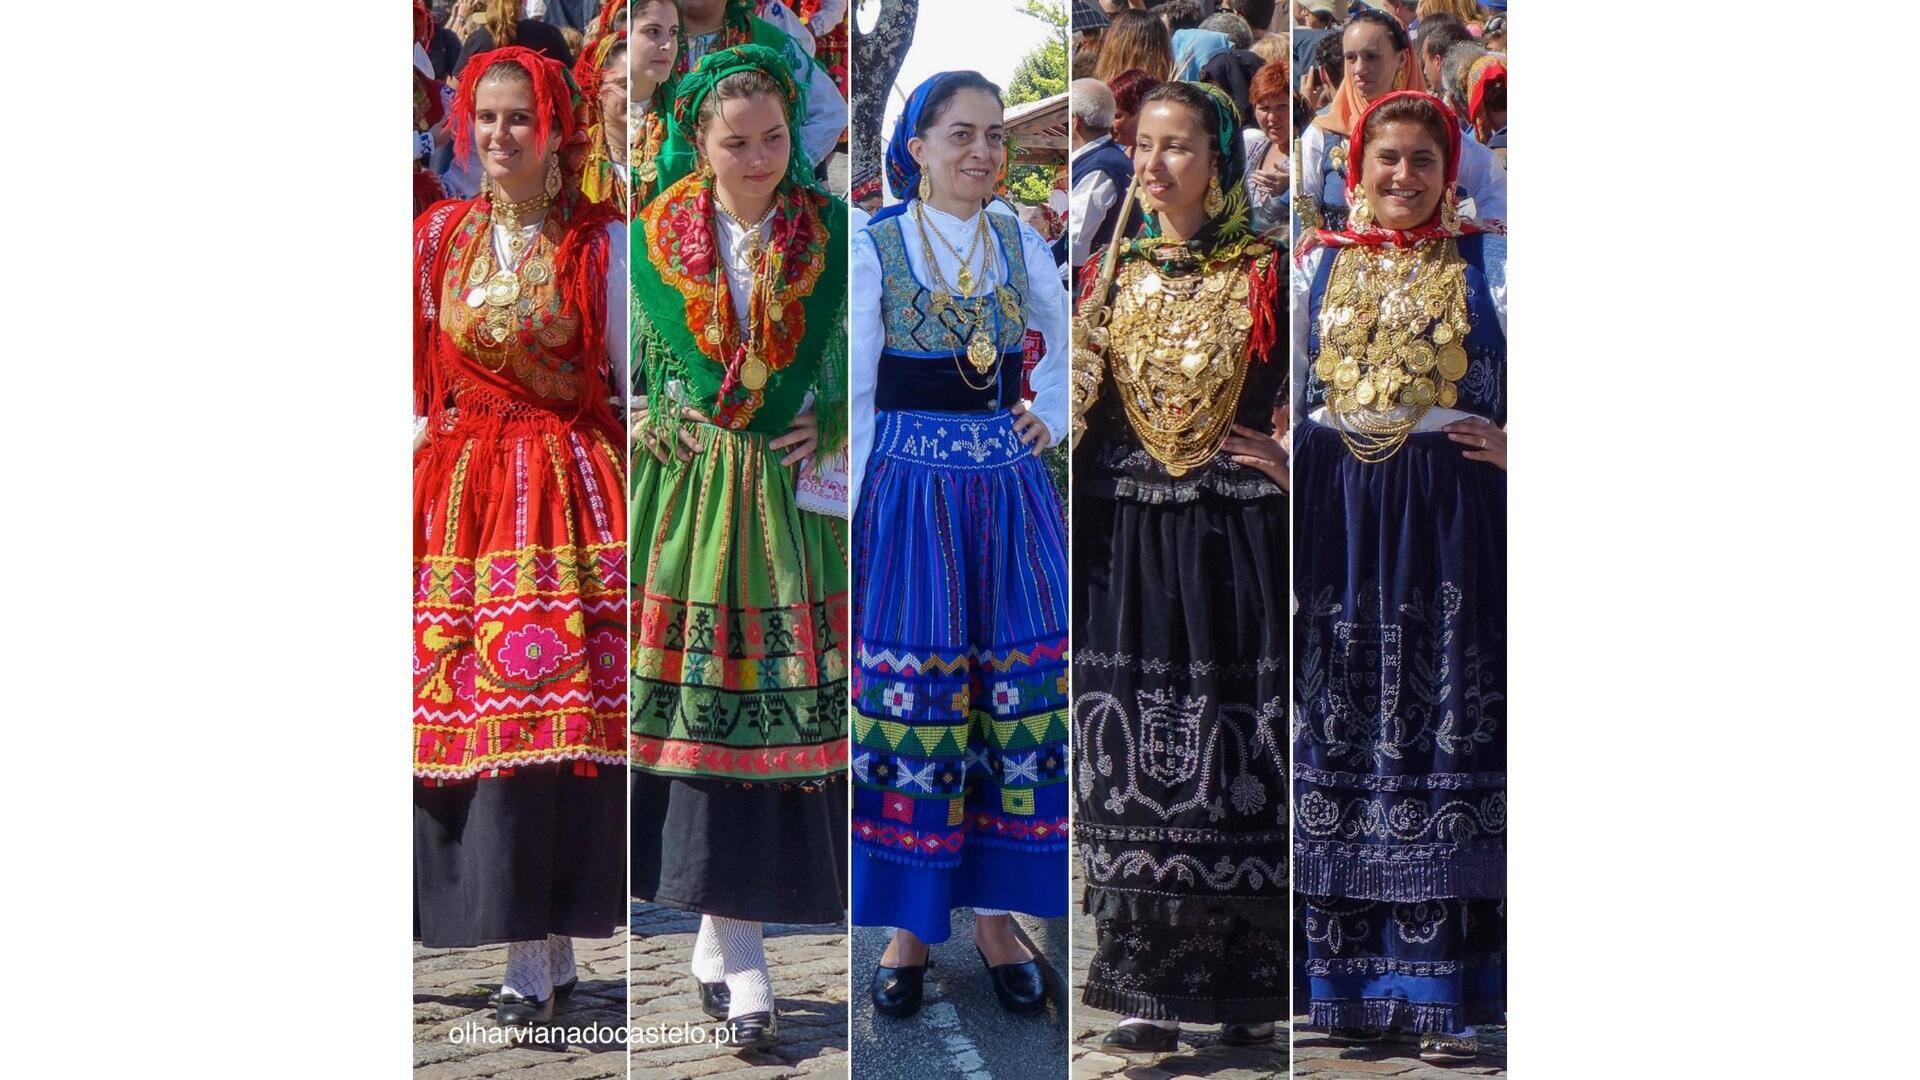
848,199,1071,512
1291,237,1505,432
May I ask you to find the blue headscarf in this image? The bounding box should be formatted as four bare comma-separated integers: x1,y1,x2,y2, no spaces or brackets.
1172,29,1234,81
872,71,980,226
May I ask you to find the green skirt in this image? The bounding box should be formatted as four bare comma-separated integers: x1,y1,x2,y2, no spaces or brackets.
629,423,849,785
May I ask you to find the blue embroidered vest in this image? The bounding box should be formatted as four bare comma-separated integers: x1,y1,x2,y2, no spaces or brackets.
868,211,1030,413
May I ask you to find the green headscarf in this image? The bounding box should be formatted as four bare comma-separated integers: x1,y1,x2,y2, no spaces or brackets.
1131,81,1262,266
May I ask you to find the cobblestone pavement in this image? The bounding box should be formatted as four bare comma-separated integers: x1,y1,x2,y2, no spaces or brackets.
1292,1023,1507,1078
627,901,849,1080
1068,852,1289,1080
414,931,630,1078
851,908,1069,1079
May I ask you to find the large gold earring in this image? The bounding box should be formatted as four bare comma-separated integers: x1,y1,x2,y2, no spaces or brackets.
1349,187,1373,226
544,155,562,198
1440,189,1460,231
1204,176,1225,217
698,156,714,181
918,172,931,201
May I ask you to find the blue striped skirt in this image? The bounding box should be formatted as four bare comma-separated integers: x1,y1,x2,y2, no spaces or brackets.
849,409,1070,942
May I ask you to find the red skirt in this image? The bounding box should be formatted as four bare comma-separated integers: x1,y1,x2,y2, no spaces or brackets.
412,414,628,782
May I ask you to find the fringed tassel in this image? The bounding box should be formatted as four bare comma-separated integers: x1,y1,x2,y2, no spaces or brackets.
1245,253,1280,363
1307,998,1468,1037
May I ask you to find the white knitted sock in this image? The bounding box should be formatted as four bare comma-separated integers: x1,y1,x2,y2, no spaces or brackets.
1118,1017,1180,1030
502,940,554,1000
710,915,773,1018
690,915,725,983
972,907,1011,916
546,935,577,986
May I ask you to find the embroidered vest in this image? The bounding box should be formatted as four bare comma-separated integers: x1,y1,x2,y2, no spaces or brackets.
868,211,1030,412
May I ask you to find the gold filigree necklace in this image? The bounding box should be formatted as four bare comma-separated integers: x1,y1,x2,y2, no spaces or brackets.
706,198,780,391
1104,250,1262,476
463,192,556,355
1314,239,1472,463
913,201,1013,379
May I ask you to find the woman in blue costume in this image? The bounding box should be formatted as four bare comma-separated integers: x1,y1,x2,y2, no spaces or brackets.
847,70,1072,1020
1291,89,1507,1066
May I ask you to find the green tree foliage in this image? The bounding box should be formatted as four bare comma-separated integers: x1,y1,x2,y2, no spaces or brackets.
1003,1,1067,210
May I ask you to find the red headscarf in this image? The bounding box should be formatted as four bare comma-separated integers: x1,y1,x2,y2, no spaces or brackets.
1467,55,1506,145
450,46,579,171
1299,90,1499,259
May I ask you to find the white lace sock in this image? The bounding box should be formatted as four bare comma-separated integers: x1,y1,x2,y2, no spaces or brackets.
972,907,1010,916
1118,1017,1180,1030
690,915,725,983
710,915,773,1018
503,940,554,1000
546,935,577,986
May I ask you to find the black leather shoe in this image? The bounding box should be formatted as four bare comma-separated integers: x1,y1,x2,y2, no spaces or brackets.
870,954,932,1018
494,989,553,1027
488,976,576,1008
1328,1025,1385,1045
695,977,731,1020
974,946,1047,1014
1220,1021,1276,1045
721,1010,778,1051
1099,1022,1179,1054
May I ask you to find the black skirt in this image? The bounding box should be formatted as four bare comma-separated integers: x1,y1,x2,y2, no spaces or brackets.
1071,485,1290,1023
631,772,848,925
414,763,626,948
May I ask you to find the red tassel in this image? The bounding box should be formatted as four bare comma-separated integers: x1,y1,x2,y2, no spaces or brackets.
1245,254,1280,364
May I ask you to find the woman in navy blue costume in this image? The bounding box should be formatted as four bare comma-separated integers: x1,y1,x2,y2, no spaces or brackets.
846,71,1073,1022
1291,89,1507,1066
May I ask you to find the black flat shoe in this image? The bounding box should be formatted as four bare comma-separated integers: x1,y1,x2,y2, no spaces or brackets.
720,1010,778,1051
870,954,932,1018
1220,1020,1276,1045
488,976,577,1008
695,977,731,1020
1328,1025,1385,1045
974,945,1047,1014
494,989,553,1028
1099,1022,1179,1054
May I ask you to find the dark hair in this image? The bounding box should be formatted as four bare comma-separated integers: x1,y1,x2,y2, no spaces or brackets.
915,71,1005,138
1072,41,1101,81
1312,29,1345,89
1139,81,1227,153
1160,0,1208,33
1359,94,1452,169
1344,8,1409,54
1230,0,1277,31
1416,14,1470,61
1106,67,1159,116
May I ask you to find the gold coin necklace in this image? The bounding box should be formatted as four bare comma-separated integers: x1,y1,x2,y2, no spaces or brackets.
1313,239,1472,462
710,197,780,392
465,191,554,359
913,201,1000,379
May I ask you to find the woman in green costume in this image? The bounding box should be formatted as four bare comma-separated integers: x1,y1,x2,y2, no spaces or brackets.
627,44,850,1052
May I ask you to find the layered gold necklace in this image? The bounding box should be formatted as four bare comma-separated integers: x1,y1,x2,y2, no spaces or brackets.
913,201,1018,381
1104,249,1262,476
463,191,556,352
1314,239,1472,462
706,197,781,391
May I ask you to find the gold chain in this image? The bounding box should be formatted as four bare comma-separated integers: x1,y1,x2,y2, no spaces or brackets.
1104,254,1263,476
913,201,1004,382
704,198,781,391
916,201,990,297
1313,240,1472,462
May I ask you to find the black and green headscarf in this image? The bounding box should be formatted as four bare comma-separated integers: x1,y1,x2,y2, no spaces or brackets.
1130,81,1262,266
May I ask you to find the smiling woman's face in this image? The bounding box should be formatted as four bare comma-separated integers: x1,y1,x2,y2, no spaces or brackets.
1359,118,1446,229
699,92,791,205
473,71,555,194
909,88,1006,208
1132,99,1215,219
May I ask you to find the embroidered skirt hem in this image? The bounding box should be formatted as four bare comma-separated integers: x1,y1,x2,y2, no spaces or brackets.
1079,985,1287,1026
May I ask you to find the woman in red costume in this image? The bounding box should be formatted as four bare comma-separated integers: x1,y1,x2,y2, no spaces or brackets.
412,46,629,1029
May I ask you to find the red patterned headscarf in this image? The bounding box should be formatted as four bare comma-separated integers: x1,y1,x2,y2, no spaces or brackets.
1467,55,1506,145
1300,90,1499,259
450,46,580,170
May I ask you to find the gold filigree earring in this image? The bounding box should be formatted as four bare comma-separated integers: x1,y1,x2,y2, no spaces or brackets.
698,156,715,181
918,172,931,201
1204,176,1225,217
1349,186,1373,226
544,155,562,198
1440,190,1460,231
